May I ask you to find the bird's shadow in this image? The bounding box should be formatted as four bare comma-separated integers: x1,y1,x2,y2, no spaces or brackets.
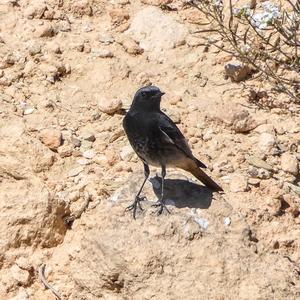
149,175,213,209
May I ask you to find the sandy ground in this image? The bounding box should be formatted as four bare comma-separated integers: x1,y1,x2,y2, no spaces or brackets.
0,0,299,299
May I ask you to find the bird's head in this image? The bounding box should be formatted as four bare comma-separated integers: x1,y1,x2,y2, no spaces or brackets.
131,85,165,111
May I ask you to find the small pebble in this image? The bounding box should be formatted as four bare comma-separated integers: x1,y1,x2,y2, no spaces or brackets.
68,166,84,177
77,158,91,165
224,217,231,226
39,128,62,150
71,136,81,147
83,150,96,159
194,216,209,230
98,98,122,114
99,32,115,44
92,49,113,58
23,107,35,115
80,132,96,142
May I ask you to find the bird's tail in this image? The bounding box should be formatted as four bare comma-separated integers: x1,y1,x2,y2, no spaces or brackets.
182,162,223,192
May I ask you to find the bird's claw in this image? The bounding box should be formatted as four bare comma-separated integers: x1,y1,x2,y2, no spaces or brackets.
125,196,147,219
152,200,170,216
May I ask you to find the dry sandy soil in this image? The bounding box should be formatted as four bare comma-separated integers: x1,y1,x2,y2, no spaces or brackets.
0,0,299,299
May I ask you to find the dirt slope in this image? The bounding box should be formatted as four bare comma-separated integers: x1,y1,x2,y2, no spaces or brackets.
0,0,299,299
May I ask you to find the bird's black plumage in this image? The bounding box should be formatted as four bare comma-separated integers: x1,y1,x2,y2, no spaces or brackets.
123,85,223,218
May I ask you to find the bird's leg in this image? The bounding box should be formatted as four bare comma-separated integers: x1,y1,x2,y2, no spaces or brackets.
125,163,149,219
152,165,170,215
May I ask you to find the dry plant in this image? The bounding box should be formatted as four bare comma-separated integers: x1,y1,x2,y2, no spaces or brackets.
187,0,300,106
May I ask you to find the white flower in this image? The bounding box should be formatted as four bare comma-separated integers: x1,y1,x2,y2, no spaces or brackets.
252,1,281,29
240,44,251,54
233,5,252,17
214,0,223,9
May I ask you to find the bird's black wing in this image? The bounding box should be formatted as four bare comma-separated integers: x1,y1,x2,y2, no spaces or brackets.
157,112,207,168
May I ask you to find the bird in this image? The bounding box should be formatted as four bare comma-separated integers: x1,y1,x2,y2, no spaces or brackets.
123,85,223,218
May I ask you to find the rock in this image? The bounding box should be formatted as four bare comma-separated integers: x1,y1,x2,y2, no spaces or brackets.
254,124,275,134
23,107,35,115
127,7,188,53
248,178,261,186
0,172,68,253
80,132,95,142
281,153,298,175
248,166,271,179
68,191,80,202
39,62,68,82
167,109,181,124
68,166,84,177
119,37,143,55
39,128,62,150
98,98,122,114
167,95,182,105
257,169,271,179
70,42,84,52
71,136,81,147
183,219,200,240
135,72,151,85
16,257,31,271
266,197,282,216
77,158,91,165
24,3,47,19
35,23,55,37
71,0,93,17
82,150,96,159
187,36,205,47
26,41,42,55
0,75,12,86
44,8,55,20
120,145,134,161
57,144,73,157
230,174,248,192
231,110,257,133
109,9,130,25
92,49,114,58
286,183,300,196
247,156,273,171
80,140,93,150
32,148,55,173
45,41,61,54
141,0,172,5
99,32,115,44
225,60,252,82
10,265,30,285
56,20,71,32
224,217,231,226
8,289,29,300
258,133,276,153
94,154,109,166
83,24,93,32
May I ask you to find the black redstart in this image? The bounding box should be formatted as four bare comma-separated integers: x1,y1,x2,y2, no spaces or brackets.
123,85,223,218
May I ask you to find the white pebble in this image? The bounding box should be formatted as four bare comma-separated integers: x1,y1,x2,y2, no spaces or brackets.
224,217,231,226
83,150,96,159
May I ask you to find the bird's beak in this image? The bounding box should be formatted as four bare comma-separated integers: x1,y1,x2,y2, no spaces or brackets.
159,92,165,97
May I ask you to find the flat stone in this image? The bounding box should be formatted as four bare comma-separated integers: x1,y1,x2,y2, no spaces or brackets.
68,166,84,177
83,150,96,159
281,153,298,175
247,156,274,171
39,128,62,150
230,174,248,192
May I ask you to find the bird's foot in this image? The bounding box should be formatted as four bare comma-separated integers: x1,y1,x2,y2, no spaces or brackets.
152,200,170,216
125,196,146,219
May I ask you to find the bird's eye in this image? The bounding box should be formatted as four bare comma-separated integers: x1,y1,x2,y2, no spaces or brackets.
141,91,147,97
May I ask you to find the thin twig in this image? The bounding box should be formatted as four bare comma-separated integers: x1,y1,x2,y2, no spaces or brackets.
188,0,300,102
38,264,62,300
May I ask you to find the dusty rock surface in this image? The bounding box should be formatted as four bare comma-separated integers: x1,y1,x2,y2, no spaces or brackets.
0,0,299,299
